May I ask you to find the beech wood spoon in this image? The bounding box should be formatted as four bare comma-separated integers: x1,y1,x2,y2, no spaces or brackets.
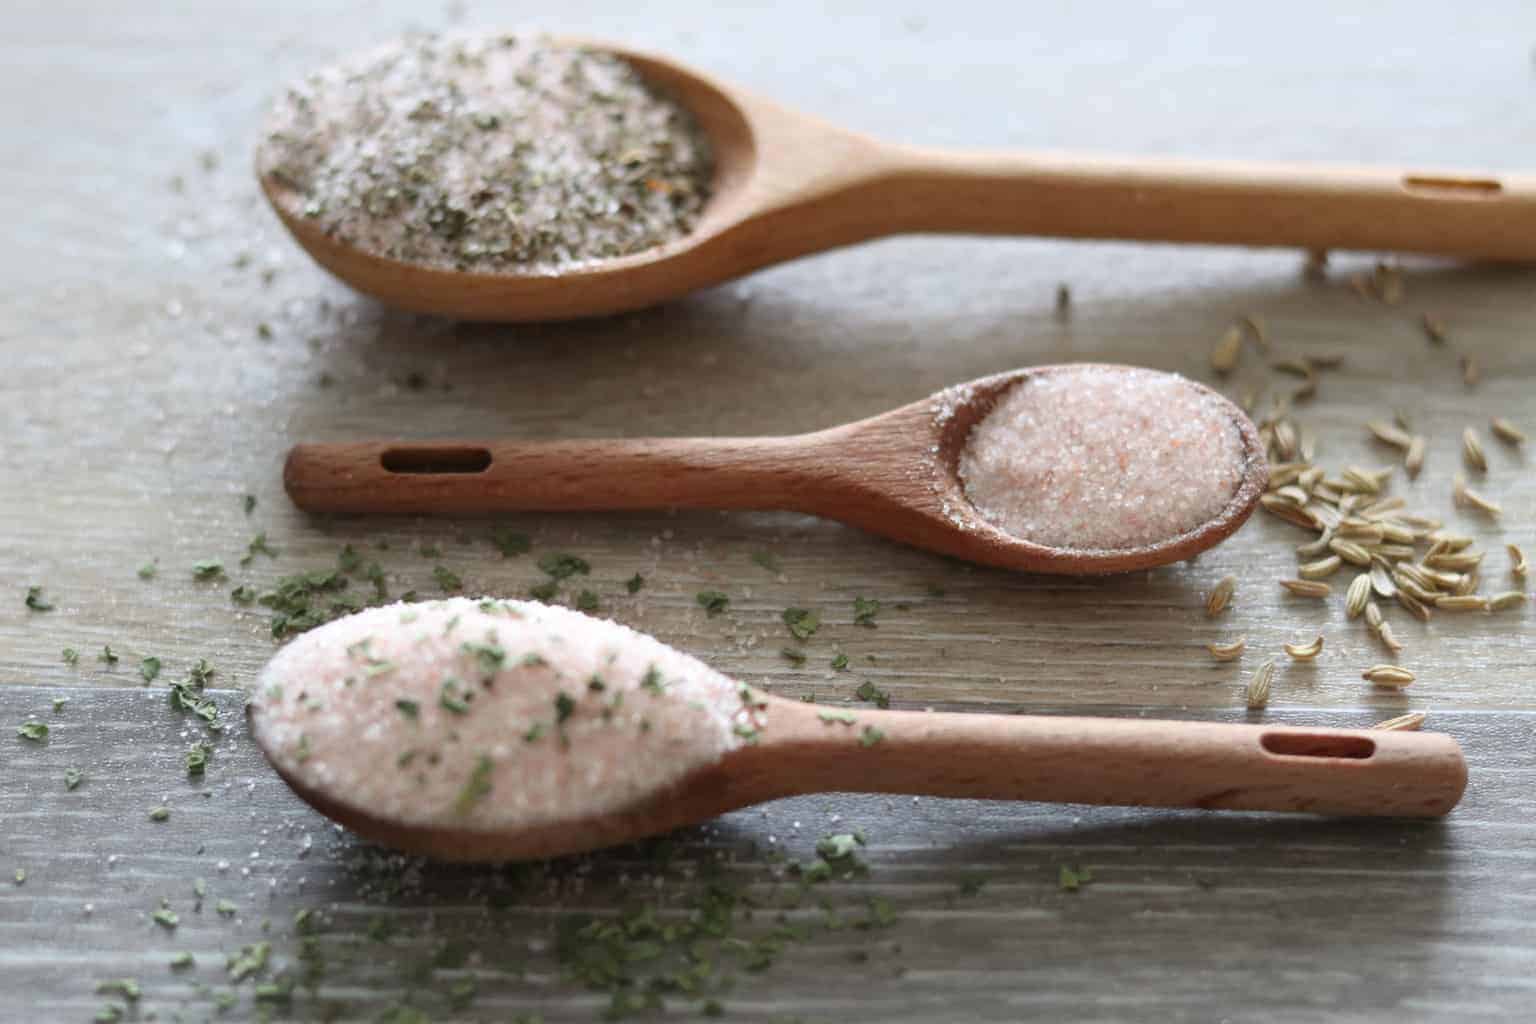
248,598,1467,863
260,39,1536,321
283,364,1268,575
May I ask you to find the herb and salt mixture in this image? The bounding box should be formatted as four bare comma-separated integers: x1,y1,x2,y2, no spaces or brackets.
251,597,755,831
958,367,1247,551
258,33,713,271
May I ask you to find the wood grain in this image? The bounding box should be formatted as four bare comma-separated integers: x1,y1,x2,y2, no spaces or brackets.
4,1,1536,1021
280,365,1266,575
2,689,1530,1021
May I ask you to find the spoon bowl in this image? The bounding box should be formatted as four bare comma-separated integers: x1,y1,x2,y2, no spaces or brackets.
284,364,1268,575
248,598,1466,863
259,38,1536,322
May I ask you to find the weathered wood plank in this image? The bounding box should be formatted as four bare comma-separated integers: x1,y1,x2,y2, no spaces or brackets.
3,687,1533,1021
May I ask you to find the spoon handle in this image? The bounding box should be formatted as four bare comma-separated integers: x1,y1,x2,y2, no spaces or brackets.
868,148,1536,260
284,437,839,515
745,706,1465,817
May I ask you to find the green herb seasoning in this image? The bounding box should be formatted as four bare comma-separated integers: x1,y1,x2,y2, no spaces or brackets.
139,657,162,683
230,584,258,604
859,725,886,747
395,699,420,720
781,647,807,666
433,565,463,592
854,680,891,709
1059,864,1094,892
137,562,157,580
170,952,195,969
539,553,591,580
186,742,212,777
696,591,730,617
99,645,119,665
625,573,645,594
751,551,781,573
152,906,180,929
148,806,170,822
439,677,473,714
782,607,820,641
454,755,495,814
575,589,600,612
95,979,141,1001
490,528,531,557
853,596,881,627
244,494,258,516
191,559,225,581
817,709,857,726
64,768,83,790
831,653,849,672
529,580,559,601
258,34,713,272
17,721,48,742
24,586,53,611
62,647,79,666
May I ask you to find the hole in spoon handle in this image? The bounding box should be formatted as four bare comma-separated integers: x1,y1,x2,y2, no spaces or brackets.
1402,174,1503,197
379,446,494,474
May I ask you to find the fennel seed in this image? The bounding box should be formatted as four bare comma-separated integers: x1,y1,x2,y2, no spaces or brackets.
1279,579,1331,598
1283,636,1324,661
1508,544,1528,579
1345,574,1372,619
1434,595,1489,612
1298,556,1343,579
1488,591,1527,612
1245,660,1276,709
1462,428,1487,473
1210,327,1243,373
1205,575,1237,617
1362,664,1415,687
1373,711,1425,731
1490,417,1526,445
1207,637,1247,662
1367,420,1413,450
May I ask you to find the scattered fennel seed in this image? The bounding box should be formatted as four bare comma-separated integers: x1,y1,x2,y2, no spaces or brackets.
1488,591,1527,611
1205,575,1236,616
1373,711,1426,731
1210,326,1242,373
1283,636,1324,661
1206,637,1246,661
1462,428,1487,473
1345,574,1371,619
1245,660,1275,709
1279,579,1331,598
1490,417,1526,445
1362,665,1415,687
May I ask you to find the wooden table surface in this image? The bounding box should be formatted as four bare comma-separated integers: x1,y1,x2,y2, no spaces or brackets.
4,2,1535,1021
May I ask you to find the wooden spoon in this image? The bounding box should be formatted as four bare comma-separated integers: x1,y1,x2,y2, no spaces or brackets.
283,364,1268,575
248,598,1467,864
259,39,1536,321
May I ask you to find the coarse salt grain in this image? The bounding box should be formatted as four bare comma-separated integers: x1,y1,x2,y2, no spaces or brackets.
250,598,751,833
258,33,713,272
957,366,1246,550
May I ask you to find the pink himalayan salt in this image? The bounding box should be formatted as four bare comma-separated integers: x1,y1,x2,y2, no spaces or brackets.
250,598,751,832
958,366,1245,551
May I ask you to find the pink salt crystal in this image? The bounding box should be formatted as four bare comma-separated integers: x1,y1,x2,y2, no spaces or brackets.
958,366,1245,551
250,598,750,832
